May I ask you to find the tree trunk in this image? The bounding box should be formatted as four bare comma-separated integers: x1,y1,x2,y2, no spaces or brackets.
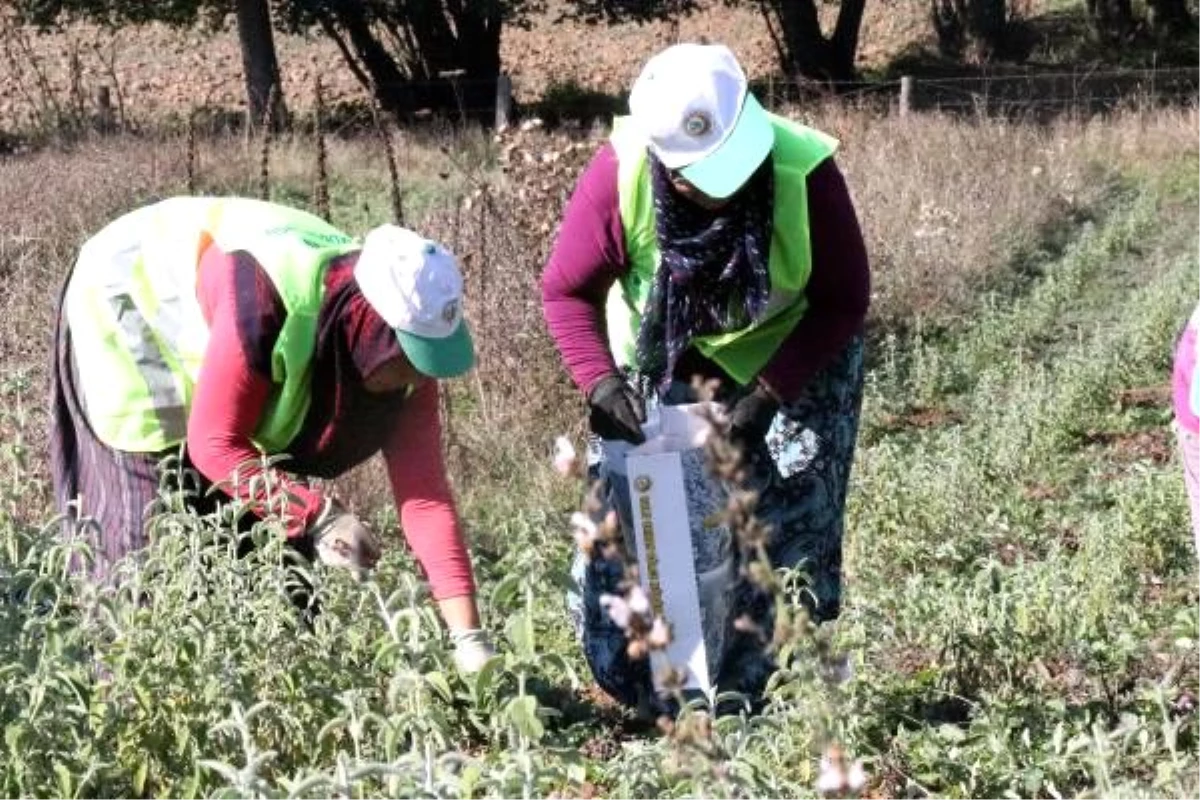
930,0,963,55
399,4,460,79
235,0,288,129
310,0,504,121
333,6,411,108
759,0,864,84
830,0,867,79
1085,0,1136,42
930,0,1009,60
439,0,503,113
1146,0,1196,37
447,0,503,79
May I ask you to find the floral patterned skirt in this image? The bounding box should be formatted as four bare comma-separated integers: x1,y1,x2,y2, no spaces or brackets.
566,336,865,711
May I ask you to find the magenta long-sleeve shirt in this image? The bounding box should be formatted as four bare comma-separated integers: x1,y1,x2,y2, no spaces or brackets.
540,143,871,403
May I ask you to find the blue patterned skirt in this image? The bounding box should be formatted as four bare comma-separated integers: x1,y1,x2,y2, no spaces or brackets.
566,336,865,711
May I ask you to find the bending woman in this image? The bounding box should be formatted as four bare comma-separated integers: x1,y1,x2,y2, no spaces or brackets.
541,44,871,707
50,196,495,672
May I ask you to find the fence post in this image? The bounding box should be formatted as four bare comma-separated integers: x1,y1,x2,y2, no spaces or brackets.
95,86,114,132
900,75,914,117
495,73,513,130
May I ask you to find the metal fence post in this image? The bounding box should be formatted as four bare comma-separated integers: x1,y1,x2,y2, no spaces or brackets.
495,73,513,130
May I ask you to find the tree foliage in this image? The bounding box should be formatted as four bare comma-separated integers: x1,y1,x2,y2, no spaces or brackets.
1085,0,1136,41
5,0,222,30
6,0,873,107
1087,0,1197,42
5,0,1194,123
1145,0,1197,37
557,0,697,25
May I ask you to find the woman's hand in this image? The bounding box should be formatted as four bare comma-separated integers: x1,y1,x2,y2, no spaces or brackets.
727,383,780,453
587,374,647,444
449,628,497,673
307,498,382,581
437,595,496,673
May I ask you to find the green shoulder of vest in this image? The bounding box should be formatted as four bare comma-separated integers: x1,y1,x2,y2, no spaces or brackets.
203,197,359,314
765,115,839,174
201,199,360,451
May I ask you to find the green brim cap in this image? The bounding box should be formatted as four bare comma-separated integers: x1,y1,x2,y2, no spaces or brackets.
679,92,774,200
395,319,475,378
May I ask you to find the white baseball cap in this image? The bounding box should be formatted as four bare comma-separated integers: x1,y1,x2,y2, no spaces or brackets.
629,43,774,199
354,224,474,378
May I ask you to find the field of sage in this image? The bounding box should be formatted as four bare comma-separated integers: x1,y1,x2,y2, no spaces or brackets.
0,103,1197,798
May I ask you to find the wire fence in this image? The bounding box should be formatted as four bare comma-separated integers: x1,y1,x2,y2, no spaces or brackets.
753,65,1200,116
404,65,1200,124
282,65,1199,141
5,62,1198,150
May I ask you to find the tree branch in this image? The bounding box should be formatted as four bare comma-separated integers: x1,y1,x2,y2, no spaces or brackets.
315,13,371,90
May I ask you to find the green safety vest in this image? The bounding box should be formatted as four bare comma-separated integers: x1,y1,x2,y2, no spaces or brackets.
65,196,360,453
606,114,838,385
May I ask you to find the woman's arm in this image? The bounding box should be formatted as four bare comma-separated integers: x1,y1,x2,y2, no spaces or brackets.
758,158,871,403
187,245,326,537
381,380,477,614
540,143,631,395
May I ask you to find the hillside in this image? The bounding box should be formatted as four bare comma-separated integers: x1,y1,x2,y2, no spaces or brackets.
0,1,1053,130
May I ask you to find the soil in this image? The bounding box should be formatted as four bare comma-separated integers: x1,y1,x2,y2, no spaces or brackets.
875,405,964,433
1115,384,1173,410
1081,427,1174,466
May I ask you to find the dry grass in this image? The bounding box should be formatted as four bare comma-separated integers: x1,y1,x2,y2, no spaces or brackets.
799,100,1199,329
0,137,191,374
2,101,1196,518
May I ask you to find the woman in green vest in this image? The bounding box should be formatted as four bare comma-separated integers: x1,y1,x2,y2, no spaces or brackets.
49,197,495,673
541,44,871,710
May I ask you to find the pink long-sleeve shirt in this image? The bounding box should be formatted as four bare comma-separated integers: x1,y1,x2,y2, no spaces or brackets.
187,244,476,600
541,143,871,402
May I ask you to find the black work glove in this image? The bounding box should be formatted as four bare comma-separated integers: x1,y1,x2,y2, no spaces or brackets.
727,383,780,453
587,375,647,445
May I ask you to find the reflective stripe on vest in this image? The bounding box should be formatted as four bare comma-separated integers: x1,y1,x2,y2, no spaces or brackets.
65,197,360,453
606,114,838,385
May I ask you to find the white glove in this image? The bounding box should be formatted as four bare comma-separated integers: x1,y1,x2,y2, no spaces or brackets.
449,628,496,674
307,498,382,581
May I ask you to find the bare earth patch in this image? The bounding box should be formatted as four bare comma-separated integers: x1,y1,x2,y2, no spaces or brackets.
1116,384,1173,410
875,405,964,434
1082,427,1174,465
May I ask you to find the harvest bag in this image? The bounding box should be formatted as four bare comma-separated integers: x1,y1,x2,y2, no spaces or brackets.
601,404,736,699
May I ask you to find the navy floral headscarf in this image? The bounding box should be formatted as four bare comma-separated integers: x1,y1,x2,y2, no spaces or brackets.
634,153,774,388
